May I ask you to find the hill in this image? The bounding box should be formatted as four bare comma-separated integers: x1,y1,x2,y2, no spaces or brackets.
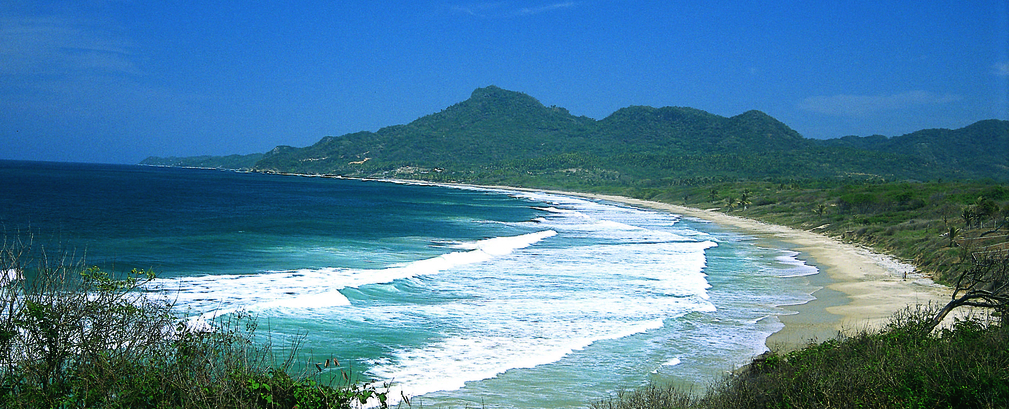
142,86,1009,186
140,153,264,170
817,119,1009,180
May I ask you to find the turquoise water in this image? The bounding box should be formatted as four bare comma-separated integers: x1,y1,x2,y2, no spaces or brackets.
1,161,819,407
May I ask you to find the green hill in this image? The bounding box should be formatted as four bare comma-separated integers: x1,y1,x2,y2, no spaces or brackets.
143,86,1009,185
817,119,1009,179
140,153,264,170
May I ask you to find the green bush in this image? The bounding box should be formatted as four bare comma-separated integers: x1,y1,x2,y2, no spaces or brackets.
594,306,1009,409
0,238,387,408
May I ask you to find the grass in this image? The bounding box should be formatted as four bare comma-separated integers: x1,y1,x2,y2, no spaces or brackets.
614,179,1009,286
594,306,1009,409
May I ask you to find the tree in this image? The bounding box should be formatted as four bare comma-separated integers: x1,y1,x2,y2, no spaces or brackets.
739,190,751,210
975,197,1000,229
1001,204,1009,231
726,196,738,211
962,206,975,229
922,250,1009,334
938,202,958,226
947,226,959,248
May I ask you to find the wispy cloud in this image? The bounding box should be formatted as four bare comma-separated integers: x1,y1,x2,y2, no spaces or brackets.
0,14,139,78
448,1,576,18
0,8,195,135
797,90,962,117
516,2,576,16
994,62,1009,76
449,2,506,17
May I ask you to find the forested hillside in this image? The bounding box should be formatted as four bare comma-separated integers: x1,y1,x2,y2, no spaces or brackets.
142,86,1009,185
140,153,264,170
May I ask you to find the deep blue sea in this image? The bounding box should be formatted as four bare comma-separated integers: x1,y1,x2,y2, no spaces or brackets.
1,161,820,408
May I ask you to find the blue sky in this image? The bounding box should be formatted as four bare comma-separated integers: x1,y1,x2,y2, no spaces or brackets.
2,1,1007,164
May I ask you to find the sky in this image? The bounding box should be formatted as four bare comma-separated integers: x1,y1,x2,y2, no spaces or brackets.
2,1,1007,164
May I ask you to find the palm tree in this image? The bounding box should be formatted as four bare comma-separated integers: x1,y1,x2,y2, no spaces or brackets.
975,197,999,229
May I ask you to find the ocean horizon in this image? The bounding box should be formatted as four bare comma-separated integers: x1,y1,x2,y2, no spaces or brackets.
1,160,822,407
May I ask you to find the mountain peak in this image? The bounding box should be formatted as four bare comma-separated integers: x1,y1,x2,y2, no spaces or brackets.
467,86,544,107
470,85,507,98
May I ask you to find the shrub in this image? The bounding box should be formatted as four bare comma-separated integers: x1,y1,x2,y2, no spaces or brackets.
0,237,387,408
596,306,1009,409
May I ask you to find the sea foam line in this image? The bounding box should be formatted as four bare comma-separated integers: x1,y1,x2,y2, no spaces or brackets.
160,230,558,325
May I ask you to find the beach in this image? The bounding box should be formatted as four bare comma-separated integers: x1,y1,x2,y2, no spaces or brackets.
473,185,952,351
278,172,957,352
5,162,978,407
576,193,952,350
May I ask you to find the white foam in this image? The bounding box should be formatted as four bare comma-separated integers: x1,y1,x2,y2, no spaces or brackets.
772,250,820,278
160,184,725,405
156,230,558,318
361,233,717,403
356,186,722,404
375,319,667,402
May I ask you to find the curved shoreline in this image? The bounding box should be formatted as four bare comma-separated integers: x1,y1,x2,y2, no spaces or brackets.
269,173,953,351
451,184,952,351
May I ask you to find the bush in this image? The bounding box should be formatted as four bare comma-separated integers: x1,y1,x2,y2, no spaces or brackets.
595,306,1009,409
0,237,387,408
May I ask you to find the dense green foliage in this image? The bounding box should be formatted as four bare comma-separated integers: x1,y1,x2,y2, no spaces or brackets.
231,86,1008,182
594,307,1009,409
0,239,386,408
816,120,1009,180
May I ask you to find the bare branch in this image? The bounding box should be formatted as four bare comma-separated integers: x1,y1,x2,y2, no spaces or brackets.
923,249,1009,334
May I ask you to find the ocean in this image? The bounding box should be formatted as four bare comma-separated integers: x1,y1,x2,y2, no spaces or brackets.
1,160,820,408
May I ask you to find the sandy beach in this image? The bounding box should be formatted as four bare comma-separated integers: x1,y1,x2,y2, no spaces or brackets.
580,194,951,349
360,177,954,352
467,184,952,351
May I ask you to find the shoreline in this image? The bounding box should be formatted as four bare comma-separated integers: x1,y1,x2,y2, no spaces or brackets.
244,171,954,351
441,183,952,351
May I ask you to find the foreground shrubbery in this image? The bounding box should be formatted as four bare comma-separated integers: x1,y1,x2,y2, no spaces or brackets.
595,306,1009,409
0,239,387,408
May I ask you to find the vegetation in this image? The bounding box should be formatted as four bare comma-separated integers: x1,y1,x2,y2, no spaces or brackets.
141,153,265,170
0,237,387,408
137,86,1009,285
140,87,1008,286
137,86,1009,406
594,305,1009,409
146,86,1008,183
629,179,1009,285
593,249,1009,408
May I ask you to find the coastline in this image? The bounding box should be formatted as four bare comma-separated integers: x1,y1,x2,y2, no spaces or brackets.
448,183,952,351
252,172,953,351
